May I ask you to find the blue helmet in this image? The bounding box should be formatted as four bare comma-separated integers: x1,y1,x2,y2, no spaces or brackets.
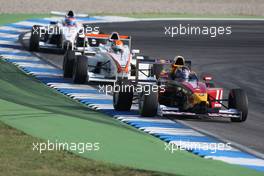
174,66,190,81
65,17,76,26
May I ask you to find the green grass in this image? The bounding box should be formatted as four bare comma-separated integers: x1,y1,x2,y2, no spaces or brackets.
0,120,174,176
0,14,50,26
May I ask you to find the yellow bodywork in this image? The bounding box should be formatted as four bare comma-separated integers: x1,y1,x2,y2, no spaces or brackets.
192,93,208,105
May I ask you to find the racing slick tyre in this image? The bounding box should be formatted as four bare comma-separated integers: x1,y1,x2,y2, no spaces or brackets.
29,25,40,51
63,50,75,78
63,41,72,51
130,64,136,76
228,89,248,122
72,56,88,84
151,64,164,79
139,86,158,117
113,81,133,111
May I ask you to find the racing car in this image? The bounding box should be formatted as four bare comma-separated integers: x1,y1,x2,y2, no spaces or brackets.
113,56,248,122
29,10,88,52
63,32,141,83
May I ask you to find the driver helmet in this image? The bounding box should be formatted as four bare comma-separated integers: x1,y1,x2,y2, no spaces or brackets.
67,10,74,18
174,66,190,81
112,40,124,52
65,16,76,26
171,55,185,73
172,56,185,67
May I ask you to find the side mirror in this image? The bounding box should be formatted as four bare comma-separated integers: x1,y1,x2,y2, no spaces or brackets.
84,50,96,56
132,49,140,54
203,76,213,81
136,56,144,60
203,76,215,88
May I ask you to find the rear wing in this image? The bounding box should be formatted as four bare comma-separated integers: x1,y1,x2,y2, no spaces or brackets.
50,11,89,18
73,33,132,56
137,58,191,67
135,57,172,65
85,33,130,40
133,56,166,84
80,33,132,49
132,57,191,83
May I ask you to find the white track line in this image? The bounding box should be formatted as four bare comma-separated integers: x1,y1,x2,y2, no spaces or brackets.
89,104,114,110
0,40,21,46
30,72,63,77
14,21,46,27
1,55,40,61
0,26,28,33
48,83,95,89
15,63,56,69
204,156,264,167
0,33,19,38
69,93,112,99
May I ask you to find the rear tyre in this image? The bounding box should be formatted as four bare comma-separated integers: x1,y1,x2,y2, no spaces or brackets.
151,64,163,79
72,56,88,84
228,89,248,122
130,64,136,76
63,50,75,78
113,81,133,111
139,86,158,117
29,25,40,51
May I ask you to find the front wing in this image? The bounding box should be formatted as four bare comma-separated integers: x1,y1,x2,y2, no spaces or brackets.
158,105,241,119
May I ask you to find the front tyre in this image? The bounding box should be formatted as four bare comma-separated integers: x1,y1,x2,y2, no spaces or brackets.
113,81,133,111
29,25,40,51
228,89,248,122
63,50,75,78
139,86,158,117
72,56,88,84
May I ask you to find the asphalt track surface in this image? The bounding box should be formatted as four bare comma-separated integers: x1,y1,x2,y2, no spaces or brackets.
28,20,264,154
